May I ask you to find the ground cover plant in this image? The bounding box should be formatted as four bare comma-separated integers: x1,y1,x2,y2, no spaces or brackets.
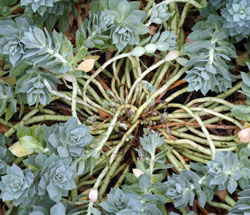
1,0,250,214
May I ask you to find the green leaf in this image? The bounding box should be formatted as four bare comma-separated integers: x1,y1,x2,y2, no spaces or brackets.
232,105,250,121
58,15,69,33
0,76,16,85
50,203,66,215
151,173,164,184
90,207,101,215
9,136,44,157
117,0,130,20
131,46,145,57
176,57,188,66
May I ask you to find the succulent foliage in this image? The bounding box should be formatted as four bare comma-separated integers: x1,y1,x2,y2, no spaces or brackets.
221,0,250,42
0,0,19,17
21,0,78,32
0,134,14,175
35,154,76,202
0,16,33,66
184,14,237,95
102,145,250,212
45,117,93,159
0,83,16,120
0,164,35,206
229,186,250,215
87,0,149,51
165,170,205,208
21,27,73,74
15,68,61,106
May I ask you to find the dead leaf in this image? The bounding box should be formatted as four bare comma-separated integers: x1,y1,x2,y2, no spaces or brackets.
78,188,91,202
133,169,144,178
218,189,227,201
243,122,250,129
0,123,9,134
76,56,100,72
238,127,250,143
96,76,110,90
77,58,95,72
69,13,74,27
148,26,157,35
98,110,110,119
236,52,249,66
0,76,16,85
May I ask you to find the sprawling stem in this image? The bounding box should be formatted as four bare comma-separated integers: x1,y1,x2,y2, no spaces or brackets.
71,76,80,123
86,120,140,215
132,67,187,123
168,103,216,159
83,53,131,103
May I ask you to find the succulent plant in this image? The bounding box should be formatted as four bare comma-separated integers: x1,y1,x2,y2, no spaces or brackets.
144,29,177,54
207,151,241,194
0,164,35,206
221,0,250,42
0,16,33,66
20,0,79,32
149,3,172,25
0,0,19,17
184,14,237,95
164,170,205,208
29,203,66,215
112,25,140,51
21,0,61,16
107,0,148,51
0,83,16,121
45,118,93,158
100,188,137,214
29,206,49,215
76,12,112,50
239,62,250,101
21,27,73,74
98,10,115,31
15,68,61,106
37,154,76,202
89,0,148,51
190,162,216,203
0,134,14,175
201,0,227,17
229,185,250,215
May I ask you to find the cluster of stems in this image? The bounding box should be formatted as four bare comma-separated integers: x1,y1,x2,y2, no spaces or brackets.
0,0,242,214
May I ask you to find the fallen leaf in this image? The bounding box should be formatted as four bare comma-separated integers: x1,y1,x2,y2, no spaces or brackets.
0,76,16,85
133,168,144,178
218,189,227,201
238,127,250,143
98,110,110,119
243,122,250,129
77,56,99,72
236,52,249,66
148,26,157,35
77,58,96,72
78,188,91,202
0,123,9,134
